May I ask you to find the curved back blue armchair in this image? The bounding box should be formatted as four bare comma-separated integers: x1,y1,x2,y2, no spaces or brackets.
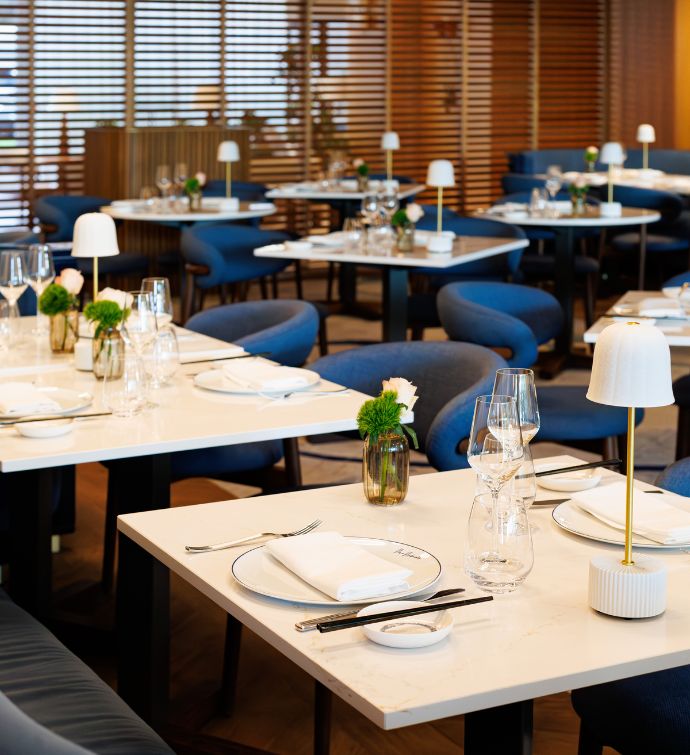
203,180,268,201
501,174,546,195
34,195,111,242
186,300,319,367
309,341,507,470
181,223,291,320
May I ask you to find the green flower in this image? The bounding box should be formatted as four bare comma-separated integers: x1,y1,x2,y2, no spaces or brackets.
84,300,128,339
38,284,77,316
357,389,419,448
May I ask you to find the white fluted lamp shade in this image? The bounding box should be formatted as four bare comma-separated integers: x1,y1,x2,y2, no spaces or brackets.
217,141,240,162
426,159,456,187
71,213,120,258
599,142,625,166
193,85,220,108
636,124,656,143
381,131,400,150
587,322,673,408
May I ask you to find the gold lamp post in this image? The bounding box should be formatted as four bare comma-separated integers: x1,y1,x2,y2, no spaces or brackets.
636,124,656,171
425,159,456,254
217,141,240,209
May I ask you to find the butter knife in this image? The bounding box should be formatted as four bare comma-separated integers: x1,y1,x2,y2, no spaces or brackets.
294,587,465,632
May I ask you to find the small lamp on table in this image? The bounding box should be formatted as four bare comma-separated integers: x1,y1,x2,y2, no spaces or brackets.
380,131,400,188
217,141,241,211
71,212,120,302
586,321,674,618
636,124,656,173
425,159,456,254
599,142,625,218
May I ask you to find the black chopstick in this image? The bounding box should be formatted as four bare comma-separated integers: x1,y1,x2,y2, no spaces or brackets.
535,458,621,478
0,411,112,426
183,351,271,366
316,596,493,633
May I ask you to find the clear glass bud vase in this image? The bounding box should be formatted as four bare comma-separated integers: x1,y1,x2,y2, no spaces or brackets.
92,327,125,380
49,308,79,353
362,433,409,505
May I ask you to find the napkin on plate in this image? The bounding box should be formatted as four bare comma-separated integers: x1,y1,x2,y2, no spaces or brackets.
637,297,684,318
0,382,62,416
248,202,274,211
571,481,690,544
222,361,313,392
266,531,413,601
487,202,529,215
306,232,347,247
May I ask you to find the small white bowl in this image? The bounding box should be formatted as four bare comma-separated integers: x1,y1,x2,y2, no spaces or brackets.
503,211,529,221
284,241,313,253
536,462,602,493
15,419,73,438
357,600,454,649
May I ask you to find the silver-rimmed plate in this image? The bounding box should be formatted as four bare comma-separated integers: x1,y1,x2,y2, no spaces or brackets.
552,500,690,549
193,366,320,396
0,387,93,420
232,536,443,605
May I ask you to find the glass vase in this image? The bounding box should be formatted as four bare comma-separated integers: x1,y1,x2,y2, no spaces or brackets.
362,433,409,505
571,195,586,215
49,309,79,353
356,174,369,192
396,223,415,252
188,191,202,212
92,327,125,380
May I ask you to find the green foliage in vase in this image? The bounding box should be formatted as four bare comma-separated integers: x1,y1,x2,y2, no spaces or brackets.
184,177,201,195
39,284,77,316
356,162,369,177
84,300,128,339
391,209,409,227
357,390,418,448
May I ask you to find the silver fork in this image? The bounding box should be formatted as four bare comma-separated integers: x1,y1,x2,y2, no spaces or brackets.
261,387,350,401
185,519,322,553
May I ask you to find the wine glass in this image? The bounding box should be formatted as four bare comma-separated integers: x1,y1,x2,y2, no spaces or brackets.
121,292,158,408
143,327,179,389
141,277,173,327
493,368,540,510
0,301,10,352
102,351,147,418
361,194,380,225
174,162,188,190
155,165,172,197
25,244,55,336
379,192,399,221
544,165,562,216
342,217,364,252
0,250,28,343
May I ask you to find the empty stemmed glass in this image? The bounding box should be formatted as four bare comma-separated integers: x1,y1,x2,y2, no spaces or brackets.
361,194,380,225
0,250,28,342
379,192,399,222
544,165,562,216
25,244,55,335
465,394,533,593
155,165,172,210
141,277,173,327
493,368,540,510
121,291,158,407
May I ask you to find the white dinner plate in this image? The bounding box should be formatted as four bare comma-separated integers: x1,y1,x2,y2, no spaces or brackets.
193,367,320,396
536,462,602,492
0,387,93,420
358,600,453,649
552,500,690,549
231,537,443,605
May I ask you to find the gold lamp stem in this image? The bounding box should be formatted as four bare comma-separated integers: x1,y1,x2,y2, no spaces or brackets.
225,162,232,199
643,142,649,171
386,150,392,183
93,257,98,302
607,164,613,204
623,405,635,566
437,186,443,234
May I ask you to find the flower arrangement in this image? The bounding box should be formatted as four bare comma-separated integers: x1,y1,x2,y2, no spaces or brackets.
357,377,419,447
83,299,129,339
184,171,207,196
569,174,589,199
584,145,599,171
390,203,424,228
38,268,83,315
353,158,369,177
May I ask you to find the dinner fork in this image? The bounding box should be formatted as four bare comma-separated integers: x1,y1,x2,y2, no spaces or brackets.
261,387,350,401
185,519,322,553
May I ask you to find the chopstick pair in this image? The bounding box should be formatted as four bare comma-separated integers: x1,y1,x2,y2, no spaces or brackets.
0,411,112,426
316,595,493,633
183,351,271,366
535,459,621,478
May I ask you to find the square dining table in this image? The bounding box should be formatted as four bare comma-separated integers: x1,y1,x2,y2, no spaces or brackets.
0,319,368,618
116,454,690,754
255,235,528,341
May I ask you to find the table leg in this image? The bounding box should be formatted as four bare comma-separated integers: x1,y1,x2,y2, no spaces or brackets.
553,227,575,355
314,681,332,755
7,468,56,618
220,614,243,716
382,267,409,342
638,223,648,290
464,700,533,755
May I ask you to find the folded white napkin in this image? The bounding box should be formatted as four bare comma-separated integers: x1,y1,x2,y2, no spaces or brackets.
551,200,573,213
248,202,274,210
222,361,312,392
638,297,684,318
338,179,358,191
0,382,62,416
266,531,413,601
487,202,529,214
306,232,347,247
572,482,690,544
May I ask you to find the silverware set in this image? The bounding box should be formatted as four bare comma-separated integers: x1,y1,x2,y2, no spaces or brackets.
185,518,322,552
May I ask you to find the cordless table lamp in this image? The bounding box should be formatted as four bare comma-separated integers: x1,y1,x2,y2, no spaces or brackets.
586,321,673,618
426,159,455,253
636,124,656,172
217,140,240,211
71,213,120,301
599,142,625,217
381,131,400,184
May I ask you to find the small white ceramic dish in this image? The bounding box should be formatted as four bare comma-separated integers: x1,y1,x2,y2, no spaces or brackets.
536,462,602,492
284,241,313,253
15,419,74,438
358,600,453,649
503,211,529,221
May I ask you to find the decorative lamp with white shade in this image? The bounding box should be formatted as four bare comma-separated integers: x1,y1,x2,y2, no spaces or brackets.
194,84,220,125
71,213,120,301
217,141,241,210
599,142,625,217
586,321,674,618
636,124,656,171
380,131,400,183
426,159,456,253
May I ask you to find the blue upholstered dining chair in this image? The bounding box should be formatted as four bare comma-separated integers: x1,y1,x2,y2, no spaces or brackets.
203,180,268,201
100,299,320,591
180,223,292,321
437,281,641,456
571,454,690,755
501,173,547,195
308,340,507,470
33,195,149,279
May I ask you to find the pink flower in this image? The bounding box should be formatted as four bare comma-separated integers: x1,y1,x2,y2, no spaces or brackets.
406,203,424,223
382,377,418,410
353,158,364,168
56,268,84,295
195,171,207,187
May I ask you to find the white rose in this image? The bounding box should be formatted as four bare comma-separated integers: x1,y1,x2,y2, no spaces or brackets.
57,267,84,295
586,145,599,155
406,203,424,223
382,377,418,410
353,158,364,168
195,171,207,187
97,287,132,311
574,174,587,189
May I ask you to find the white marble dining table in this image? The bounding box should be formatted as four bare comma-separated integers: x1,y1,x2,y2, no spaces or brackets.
116,454,690,754
0,319,369,617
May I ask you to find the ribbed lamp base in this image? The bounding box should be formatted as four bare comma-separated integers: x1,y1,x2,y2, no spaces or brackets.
427,234,453,254
589,554,667,618
599,201,622,218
